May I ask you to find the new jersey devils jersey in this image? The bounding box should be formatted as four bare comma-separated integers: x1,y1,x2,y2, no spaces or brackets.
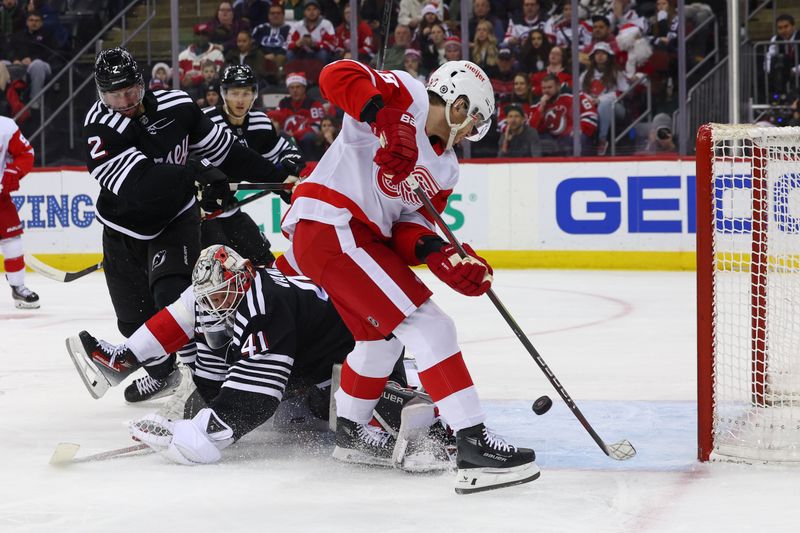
83,89,235,238
282,60,458,248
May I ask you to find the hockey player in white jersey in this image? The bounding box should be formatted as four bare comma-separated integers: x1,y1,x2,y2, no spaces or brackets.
280,59,539,494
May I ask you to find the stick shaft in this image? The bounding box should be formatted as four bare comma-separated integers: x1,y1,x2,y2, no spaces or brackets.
377,0,395,70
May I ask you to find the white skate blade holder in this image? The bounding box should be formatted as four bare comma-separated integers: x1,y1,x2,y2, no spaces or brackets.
454,461,541,495
65,336,110,399
392,401,437,470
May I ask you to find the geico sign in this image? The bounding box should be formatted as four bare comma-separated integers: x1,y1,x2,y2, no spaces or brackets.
11,194,96,229
713,173,800,234
555,176,696,235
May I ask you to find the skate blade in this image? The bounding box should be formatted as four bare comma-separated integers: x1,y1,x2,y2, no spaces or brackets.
14,300,40,309
65,336,110,400
332,446,394,468
454,461,541,495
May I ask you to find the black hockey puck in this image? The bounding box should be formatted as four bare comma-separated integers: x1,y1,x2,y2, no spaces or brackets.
532,395,553,415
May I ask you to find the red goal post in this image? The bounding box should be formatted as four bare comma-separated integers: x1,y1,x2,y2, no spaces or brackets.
697,123,800,463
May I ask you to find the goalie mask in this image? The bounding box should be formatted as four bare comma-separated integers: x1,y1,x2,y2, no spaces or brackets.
192,245,254,346
426,61,494,150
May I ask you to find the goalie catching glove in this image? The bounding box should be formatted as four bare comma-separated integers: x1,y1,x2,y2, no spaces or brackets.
130,408,234,465
424,241,493,297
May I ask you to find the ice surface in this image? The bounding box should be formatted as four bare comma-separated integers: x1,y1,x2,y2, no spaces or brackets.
2,270,799,532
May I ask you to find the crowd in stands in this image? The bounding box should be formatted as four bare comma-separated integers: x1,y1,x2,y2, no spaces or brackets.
6,0,795,161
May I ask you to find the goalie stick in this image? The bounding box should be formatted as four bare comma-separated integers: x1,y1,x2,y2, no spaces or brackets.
406,175,636,461
25,254,103,283
49,442,151,465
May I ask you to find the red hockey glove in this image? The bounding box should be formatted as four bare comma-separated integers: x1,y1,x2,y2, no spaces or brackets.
1,170,21,194
425,243,493,297
372,106,418,185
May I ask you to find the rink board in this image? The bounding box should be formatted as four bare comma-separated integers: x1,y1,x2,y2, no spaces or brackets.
2,158,699,271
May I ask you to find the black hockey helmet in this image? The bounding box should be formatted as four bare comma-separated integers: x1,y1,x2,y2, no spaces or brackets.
220,64,257,91
94,47,143,92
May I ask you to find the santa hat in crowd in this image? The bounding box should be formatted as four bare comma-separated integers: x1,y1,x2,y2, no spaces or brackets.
421,4,439,17
444,36,461,49
286,72,308,87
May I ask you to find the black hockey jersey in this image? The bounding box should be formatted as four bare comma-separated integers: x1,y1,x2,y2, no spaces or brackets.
202,106,299,166
83,89,235,238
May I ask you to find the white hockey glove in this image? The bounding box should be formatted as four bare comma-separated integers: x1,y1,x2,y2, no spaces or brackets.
130,408,234,465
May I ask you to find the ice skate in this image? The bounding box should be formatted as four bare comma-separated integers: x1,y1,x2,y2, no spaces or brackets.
332,417,396,467
454,423,539,494
124,368,182,403
65,331,140,399
11,284,39,309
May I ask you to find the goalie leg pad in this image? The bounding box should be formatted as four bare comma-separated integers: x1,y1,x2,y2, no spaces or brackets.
393,401,454,473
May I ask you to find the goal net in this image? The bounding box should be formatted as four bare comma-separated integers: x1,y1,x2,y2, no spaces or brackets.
697,123,800,463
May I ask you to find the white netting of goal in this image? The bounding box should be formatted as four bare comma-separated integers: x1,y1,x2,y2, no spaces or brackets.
708,124,800,463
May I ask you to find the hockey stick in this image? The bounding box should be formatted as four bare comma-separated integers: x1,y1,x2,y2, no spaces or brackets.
377,0,395,70
25,254,103,283
406,176,636,461
49,442,152,465
228,183,286,191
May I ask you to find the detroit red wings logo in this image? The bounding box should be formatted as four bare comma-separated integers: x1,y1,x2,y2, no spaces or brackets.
376,166,440,205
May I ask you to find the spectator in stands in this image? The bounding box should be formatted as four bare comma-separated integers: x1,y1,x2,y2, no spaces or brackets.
788,97,800,127
178,23,225,91
498,72,536,129
764,14,799,100
580,42,629,155
149,62,171,91
531,45,571,96
613,0,648,34
309,115,339,160
252,2,291,68
529,73,598,155
470,19,499,72
503,0,548,50
469,0,505,43
192,60,221,106
648,0,677,51
420,21,446,74
335,2,375,62
209,1,251,53
226,30,269,83
270,71,325,155
382,24,413,70
398,0,444,31
1,0,25,35
580,15,621,66
235,0,270,28
413,4,449,44
7,10,55,109
578,0,614,20
640,112,675,153
489,46,518,101
544,0,592,50
27,0,68,50
402,48,426,82
287,0,336,64
498,103,542,157
444,36,462,61
519,28,551,73
205,81,221,107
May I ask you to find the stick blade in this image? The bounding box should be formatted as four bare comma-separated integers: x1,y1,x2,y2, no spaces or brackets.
25,254,68,282
49,442,80,465
606,439,636,461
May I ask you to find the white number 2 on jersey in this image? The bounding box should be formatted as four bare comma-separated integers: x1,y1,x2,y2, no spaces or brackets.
87,136,108,160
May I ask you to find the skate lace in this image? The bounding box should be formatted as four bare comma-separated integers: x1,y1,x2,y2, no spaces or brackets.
135,376,162,395
357,424,392,449
483,427,516,453
14,285,33,297
98,339,128,365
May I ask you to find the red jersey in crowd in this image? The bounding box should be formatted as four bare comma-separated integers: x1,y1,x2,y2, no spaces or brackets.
270,96,326,142
529,92,598,138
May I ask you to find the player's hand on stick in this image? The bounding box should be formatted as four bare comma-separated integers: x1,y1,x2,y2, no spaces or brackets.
372,107,418,184
188,158,233,212
425,243,493,297
279,152,306,177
